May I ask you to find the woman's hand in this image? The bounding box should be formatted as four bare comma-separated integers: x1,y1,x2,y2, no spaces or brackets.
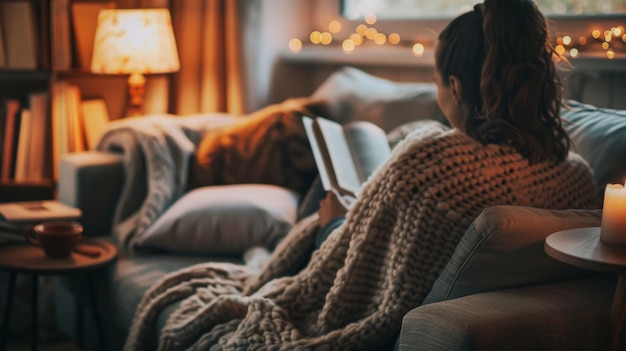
318,189,355,227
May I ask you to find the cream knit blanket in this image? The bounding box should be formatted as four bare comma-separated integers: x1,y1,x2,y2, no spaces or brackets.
125,122,597,350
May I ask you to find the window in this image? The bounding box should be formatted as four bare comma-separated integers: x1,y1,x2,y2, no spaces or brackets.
342,0,626,19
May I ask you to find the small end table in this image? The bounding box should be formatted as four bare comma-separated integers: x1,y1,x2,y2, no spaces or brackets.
0,237,117,351
545,227,626,351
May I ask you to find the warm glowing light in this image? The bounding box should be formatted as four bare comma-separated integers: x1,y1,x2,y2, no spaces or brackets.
329,20,341,34
350,33,364,46
623,34,626,42
288,38,302,53
562,36,572,45
607,50,615,59
569,48,579,57
605,35,612,42
374,33,386,45
356,24,368,36
555,44,565,55
365,27,378,40
592,29,601,39
389,33,401,44
342,39,355,53
604,30,611,38
578,36,587,45
365,14,377,25
556,37,563,45
602,42,610,50
615,26,624,37
310,31,321,44
320,32,333,45
413,43,425,57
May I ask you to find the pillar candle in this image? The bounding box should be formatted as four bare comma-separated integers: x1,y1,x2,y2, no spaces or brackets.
600,182,626,245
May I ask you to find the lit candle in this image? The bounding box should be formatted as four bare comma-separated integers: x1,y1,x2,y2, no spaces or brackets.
600,182,626,245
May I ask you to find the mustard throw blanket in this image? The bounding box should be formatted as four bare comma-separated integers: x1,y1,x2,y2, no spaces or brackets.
125,122,597,350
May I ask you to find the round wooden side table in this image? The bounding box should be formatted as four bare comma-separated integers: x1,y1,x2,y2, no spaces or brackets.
0,237,117,351
545,227,626,351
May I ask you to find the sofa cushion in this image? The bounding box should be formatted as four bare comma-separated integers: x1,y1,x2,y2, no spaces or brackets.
562,100,626,199
423,205,602,304
311,66,447,132
132,184,300,255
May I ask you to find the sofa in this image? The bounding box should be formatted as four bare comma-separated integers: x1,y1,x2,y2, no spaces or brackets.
53,67,626,350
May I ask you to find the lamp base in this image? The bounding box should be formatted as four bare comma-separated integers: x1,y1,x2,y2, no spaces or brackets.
127,72,146,117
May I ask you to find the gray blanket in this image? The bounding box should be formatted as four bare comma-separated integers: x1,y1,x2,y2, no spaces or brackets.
96,113,237,253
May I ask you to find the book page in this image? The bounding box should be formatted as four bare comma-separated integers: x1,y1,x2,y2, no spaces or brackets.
316,117,361,196
302,116,334,192
344,121,391,183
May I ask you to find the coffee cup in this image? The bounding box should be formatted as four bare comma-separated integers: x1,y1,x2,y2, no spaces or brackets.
25,221,83,258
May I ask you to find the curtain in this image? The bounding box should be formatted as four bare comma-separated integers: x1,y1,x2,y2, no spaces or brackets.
170,0,246,115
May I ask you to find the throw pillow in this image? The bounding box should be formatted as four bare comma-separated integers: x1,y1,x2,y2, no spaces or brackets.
562,100,626,200
133,184,300,255
188,98,326,197
423,205,602,304
311,66,447,132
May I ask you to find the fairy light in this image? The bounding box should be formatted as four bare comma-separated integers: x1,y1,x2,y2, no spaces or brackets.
374,33,386,45
288,38,302,53
356,24,368,36
290,17,431,58
562,36,572,45
350,33,364,46
329,20,341,34
342,39,355,53
554,26,625,60
365,14,377,25
388,33,401,45
365,27,378,40
413,43,425,57
310,31,321,44
555,44,566,55
320,32,333,45
592,30,601,39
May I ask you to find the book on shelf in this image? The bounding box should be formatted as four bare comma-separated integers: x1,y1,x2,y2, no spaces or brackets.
0,200,81,226
301,116,391,197
50,0,72,70
81,98,110,150
52,81,86,179
1,99,22,181
14,109,32,182
0,1,39,70
27,92,50,181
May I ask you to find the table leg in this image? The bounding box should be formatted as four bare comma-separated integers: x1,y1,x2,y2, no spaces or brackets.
31,274,38,351
87,273,106,351
0,273,16,351
610,274,626,351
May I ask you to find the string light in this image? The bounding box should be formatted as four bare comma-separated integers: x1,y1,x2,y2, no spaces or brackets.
288,16,430,58
555,25,625,60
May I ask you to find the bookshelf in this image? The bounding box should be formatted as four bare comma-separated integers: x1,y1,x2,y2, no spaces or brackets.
0,0,175,203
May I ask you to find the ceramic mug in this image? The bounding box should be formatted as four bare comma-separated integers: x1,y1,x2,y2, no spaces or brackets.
25,221,83,258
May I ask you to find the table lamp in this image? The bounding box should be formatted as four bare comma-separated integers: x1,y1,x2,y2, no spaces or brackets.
91,8,180,116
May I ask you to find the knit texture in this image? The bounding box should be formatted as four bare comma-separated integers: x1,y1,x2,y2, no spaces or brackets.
124,122,597,351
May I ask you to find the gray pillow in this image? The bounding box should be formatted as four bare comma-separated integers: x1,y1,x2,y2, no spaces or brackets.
562,100,626,199
133,184,300,255
311,66,446,132
424,205,602,304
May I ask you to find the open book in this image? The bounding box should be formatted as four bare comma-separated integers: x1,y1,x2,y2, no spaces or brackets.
302,116,391,197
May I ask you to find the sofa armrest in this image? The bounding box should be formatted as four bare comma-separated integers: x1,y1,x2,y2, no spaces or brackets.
58,151,123,236
399,275,616,351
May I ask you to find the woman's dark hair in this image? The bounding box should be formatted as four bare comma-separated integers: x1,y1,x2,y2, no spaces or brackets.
436,0,570,164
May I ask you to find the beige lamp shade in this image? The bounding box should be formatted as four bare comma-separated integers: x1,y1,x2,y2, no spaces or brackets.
91,8,180,75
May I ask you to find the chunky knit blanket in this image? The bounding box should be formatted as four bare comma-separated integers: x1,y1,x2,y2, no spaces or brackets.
124,122,597,350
